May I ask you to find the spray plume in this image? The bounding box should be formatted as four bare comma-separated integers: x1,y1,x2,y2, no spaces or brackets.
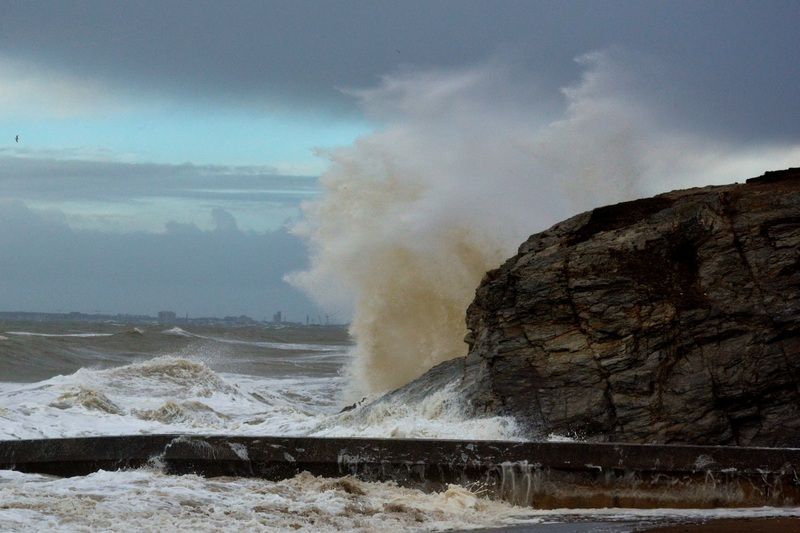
289,51,800,395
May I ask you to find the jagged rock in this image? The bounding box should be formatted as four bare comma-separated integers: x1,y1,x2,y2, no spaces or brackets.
457,168,800,446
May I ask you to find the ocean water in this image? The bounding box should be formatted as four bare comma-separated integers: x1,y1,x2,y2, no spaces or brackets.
0,321,519,441
1,320,799,532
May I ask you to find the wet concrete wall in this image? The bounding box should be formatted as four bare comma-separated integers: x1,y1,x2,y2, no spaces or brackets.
1,435,798,508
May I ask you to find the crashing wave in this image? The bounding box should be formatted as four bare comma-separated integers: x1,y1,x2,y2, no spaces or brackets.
133,400,230,426
49,386,123,415
315,391,520,440
104,357,234,397
313,363,522,440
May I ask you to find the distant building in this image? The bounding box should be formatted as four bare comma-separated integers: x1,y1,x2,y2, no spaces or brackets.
273,311,282,323
158,311,177,323
222,315,256,325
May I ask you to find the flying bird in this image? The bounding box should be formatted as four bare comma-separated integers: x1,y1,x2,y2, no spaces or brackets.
15,135,19,143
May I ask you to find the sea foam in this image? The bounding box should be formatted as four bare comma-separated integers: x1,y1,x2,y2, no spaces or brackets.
0,355,520,441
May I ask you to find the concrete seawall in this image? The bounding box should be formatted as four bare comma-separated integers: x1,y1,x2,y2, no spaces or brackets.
1,435,798,509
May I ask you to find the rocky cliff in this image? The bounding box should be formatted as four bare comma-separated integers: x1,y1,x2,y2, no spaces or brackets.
458,168,800,446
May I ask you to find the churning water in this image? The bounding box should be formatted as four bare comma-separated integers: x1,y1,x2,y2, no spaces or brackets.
2,321,799,532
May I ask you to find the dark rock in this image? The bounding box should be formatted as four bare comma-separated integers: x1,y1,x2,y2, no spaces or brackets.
339,399,364,412
460,168,800,446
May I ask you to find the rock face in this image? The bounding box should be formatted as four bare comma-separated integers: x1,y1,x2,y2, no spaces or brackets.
461,168,800,446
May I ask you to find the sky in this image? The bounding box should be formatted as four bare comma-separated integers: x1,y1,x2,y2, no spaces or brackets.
0,1,798,319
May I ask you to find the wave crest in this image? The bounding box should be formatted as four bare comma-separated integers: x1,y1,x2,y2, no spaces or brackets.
106,357,233,397
133,400,230,426
49,386,123,415
161,327,194,337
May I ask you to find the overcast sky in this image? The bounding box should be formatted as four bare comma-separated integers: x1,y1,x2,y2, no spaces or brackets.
0,1,798,318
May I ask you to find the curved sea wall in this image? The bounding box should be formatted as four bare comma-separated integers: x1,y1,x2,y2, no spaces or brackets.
459,168,800,446
2,435,799,509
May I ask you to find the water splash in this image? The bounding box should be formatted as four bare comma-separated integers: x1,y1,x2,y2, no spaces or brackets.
290,52,800,395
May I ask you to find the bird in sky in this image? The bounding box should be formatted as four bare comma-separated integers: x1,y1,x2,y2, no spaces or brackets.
15,135,19,143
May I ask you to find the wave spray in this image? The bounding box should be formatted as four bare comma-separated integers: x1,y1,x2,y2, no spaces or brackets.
289,52,800,395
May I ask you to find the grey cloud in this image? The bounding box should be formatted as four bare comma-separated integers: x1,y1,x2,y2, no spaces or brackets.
1,1,798,140
0,201,316,318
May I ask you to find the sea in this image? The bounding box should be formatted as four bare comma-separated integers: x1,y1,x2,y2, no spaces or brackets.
1,320,799,532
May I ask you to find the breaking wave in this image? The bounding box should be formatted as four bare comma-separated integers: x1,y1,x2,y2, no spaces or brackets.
0,355,520,441
316,381,521,440
132,400,230,426
49,387,123,415
162,327,194,337
103,357,234,397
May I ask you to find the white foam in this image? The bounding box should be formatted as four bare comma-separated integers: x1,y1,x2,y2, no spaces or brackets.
0,355,519,441
2,469,800,533
161,327,194,337
2,348,800,531
546,433,577,442
0,357,317,439
312,381,522,440
0,469,542,532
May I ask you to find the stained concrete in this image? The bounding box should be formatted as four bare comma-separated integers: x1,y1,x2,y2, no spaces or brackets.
1,435,798,508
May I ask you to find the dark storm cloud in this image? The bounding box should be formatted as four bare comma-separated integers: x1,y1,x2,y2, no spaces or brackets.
0,200,315,318
2,1,798,140
0,154,319,205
